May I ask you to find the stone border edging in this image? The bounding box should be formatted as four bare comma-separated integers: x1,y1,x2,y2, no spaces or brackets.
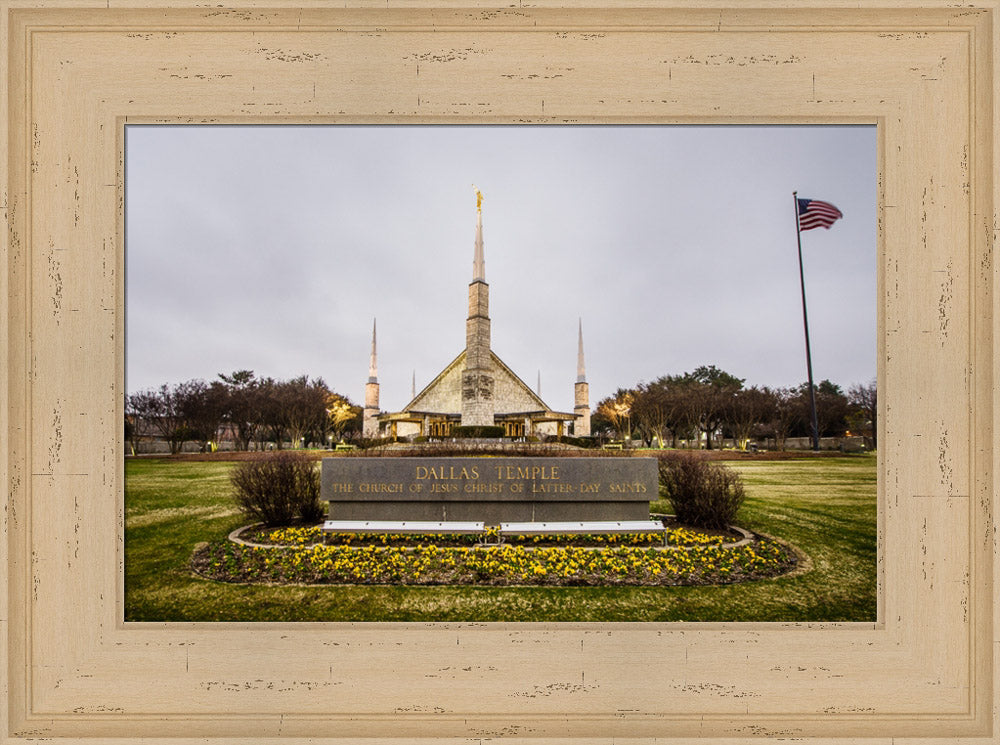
228,523,277,548
718,523,753,550
648,513,753,550
751,529,813,579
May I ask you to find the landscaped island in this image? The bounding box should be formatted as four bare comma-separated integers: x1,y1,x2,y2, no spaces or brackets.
193,519,797,587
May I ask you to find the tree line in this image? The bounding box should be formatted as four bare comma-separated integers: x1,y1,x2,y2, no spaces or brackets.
126,365,877,454
591,365,877,450
125,370,362,455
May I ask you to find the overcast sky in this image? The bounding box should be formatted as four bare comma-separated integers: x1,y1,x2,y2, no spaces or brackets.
125,125,876,413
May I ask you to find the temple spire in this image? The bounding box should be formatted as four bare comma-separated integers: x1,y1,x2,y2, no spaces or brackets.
462,186,494,427
573,318,591,436
368,318,378,383
363,317,380,438
472,185,485,282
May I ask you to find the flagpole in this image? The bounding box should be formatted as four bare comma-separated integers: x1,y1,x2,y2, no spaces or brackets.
793,191,821,452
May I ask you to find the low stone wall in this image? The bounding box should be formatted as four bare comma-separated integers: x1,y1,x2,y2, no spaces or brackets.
780,436,869,452
322,456,658,525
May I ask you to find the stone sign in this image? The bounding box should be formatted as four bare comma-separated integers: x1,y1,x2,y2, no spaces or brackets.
321,457,658,524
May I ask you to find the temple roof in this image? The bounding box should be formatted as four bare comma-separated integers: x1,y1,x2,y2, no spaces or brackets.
386,348,551,418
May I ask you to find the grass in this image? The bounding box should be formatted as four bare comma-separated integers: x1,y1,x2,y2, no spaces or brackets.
124,454,876,623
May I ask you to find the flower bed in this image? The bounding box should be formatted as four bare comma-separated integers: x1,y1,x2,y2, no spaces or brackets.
240,521,739,549
192,533,796,587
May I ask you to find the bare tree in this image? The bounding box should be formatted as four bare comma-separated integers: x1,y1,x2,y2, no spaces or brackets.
276,376,330,449
125,391,159,455
595,389,635,441
129,383,190,454
663,376,701,448
685,365,743,450
254,377,284,449
727,386,775,451
219,370,262,450
178,379,228,452
762,387,796,451
325,392,361,445
797,380,851,439
631,381,671,448
848,379,877,449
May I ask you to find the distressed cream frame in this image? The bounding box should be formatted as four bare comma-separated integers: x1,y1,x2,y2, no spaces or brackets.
2,2,997,742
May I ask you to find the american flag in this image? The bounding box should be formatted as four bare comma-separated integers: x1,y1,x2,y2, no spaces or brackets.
796,198,843,231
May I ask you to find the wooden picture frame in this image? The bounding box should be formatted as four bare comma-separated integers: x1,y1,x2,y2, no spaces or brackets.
2,2,996,742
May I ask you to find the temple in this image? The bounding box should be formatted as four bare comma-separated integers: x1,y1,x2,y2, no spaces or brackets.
363,189,591,440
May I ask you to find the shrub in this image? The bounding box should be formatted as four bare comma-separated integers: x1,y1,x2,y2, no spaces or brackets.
451,425,506,439
231,451,323,526
355,437,393,450
544,434,598,448
657,453,745,530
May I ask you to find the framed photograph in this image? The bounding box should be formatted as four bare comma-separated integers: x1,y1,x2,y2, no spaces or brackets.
2,2,996,742
121,123,879,624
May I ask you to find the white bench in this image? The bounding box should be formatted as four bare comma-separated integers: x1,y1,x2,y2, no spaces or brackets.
498,520,666,543
320,519,667,545
322,520,486,535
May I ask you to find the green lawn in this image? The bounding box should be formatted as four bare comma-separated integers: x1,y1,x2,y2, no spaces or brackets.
124,454,876,623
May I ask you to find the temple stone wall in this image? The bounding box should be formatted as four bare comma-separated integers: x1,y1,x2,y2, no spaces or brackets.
491,361,544,414
574,381,590,436
466,281,490,322
363,380,380,437
532,421,560,437
396,421,420,438
410,352,547,417
465,320,491,369
411,360,465,412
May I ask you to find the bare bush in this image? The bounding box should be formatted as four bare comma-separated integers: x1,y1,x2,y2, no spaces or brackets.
231,451,323,526
657,453,745,529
